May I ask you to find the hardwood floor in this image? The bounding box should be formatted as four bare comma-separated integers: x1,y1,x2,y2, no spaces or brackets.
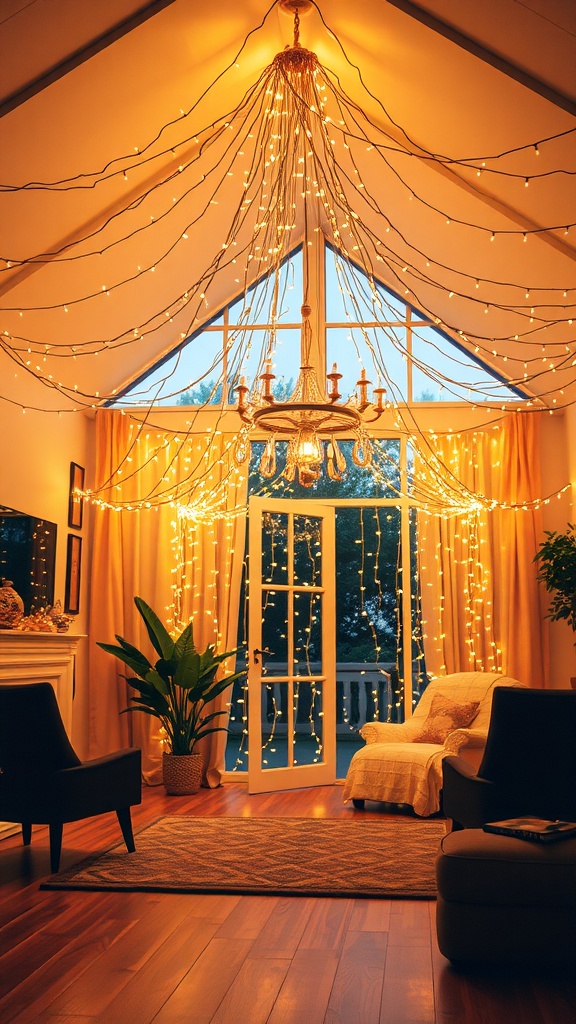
0,782,574,1024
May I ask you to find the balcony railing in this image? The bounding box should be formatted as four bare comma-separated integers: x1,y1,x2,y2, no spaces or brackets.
228,662,428,735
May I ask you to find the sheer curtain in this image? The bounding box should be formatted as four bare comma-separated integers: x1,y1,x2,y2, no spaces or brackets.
88,410,247,785
416,413,546,688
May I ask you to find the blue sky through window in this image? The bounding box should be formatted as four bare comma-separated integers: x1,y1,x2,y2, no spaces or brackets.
112,241,525,406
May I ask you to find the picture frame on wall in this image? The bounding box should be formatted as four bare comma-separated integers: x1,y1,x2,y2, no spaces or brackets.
64,534,82,614
68,462,85,530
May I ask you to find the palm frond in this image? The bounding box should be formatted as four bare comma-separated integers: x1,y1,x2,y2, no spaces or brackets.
98,598,246,754
135,597,175,661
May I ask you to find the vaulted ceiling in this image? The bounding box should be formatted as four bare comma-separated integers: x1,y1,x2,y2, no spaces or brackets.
1,0,575,413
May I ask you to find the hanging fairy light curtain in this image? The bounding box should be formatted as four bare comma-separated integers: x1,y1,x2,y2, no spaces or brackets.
1,0,574,433
88,410,247,778
415,412,547,687
0,0,572,583
232,81,385,488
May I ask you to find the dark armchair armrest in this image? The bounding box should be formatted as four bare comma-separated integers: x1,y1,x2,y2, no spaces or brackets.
441,754,499,829
17,748,143,822
53,748,142,819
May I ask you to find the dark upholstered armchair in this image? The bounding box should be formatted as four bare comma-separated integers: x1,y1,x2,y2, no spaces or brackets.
442,686,576,829
0,682,142,872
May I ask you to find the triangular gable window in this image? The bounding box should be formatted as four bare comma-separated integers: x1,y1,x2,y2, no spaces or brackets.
111,240,525,407
324,247,525,404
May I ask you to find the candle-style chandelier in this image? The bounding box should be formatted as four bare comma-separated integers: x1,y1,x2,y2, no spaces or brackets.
235,301,387,487
233,4,386,487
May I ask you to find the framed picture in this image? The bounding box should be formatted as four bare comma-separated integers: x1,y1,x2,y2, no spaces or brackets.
68,462,85,530
64,534,82,614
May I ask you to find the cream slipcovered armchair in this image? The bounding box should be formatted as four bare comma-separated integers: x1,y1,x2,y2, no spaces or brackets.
342,672,525,817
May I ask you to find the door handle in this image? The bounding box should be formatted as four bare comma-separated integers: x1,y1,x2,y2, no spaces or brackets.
252,647,274,663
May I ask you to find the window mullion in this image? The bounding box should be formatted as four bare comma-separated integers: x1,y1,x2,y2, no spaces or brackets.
406,305,412,404
307,232,326,381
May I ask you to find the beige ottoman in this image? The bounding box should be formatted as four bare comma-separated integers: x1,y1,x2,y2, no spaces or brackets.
435,829,576,966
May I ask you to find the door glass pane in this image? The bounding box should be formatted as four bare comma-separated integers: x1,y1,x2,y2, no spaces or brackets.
262,589,288,675
293,514,322,587
293,590,322,676
293,680,324,766
262,681,289,769
261,512,288,584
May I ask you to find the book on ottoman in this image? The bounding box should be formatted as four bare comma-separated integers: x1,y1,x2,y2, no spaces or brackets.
483,817,576,842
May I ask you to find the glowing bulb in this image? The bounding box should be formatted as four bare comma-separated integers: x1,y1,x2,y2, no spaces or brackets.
296,427,322,465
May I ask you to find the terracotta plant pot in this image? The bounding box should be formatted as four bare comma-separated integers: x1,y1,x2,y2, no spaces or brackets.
162,752,204,795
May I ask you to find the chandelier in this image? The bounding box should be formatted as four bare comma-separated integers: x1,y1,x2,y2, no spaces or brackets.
233,7,386,488
234,302,387,487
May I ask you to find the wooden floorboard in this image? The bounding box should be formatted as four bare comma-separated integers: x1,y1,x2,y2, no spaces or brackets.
0,782,574,1024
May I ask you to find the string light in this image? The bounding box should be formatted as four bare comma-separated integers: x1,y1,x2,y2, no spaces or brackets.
2,5,573,738
227,494,426,770
0,4,573,424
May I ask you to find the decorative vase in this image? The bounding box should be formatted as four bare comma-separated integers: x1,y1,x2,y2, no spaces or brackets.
0,579,24,629
162,751,204,795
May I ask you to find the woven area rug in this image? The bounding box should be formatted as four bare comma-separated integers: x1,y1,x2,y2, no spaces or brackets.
41,816,446,899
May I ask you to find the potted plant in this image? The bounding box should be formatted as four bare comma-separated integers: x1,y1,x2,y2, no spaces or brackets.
534,523,576,686
98,596,245,794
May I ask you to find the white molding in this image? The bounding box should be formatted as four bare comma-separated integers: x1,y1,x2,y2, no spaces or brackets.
0,631,86,736
0,631,86,836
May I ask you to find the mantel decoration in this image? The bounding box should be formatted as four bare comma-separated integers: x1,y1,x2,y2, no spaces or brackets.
97,597,245,794
534,523,576,641
0,579,24,630
18,602,72,633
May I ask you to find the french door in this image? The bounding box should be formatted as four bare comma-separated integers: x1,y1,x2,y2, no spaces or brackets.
247,497,336,794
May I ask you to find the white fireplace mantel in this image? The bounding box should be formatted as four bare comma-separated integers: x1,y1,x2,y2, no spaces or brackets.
0,630,85,736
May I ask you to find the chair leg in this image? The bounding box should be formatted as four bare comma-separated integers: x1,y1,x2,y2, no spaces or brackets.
116,807,136,853
22,823,32,846
49,823,63,873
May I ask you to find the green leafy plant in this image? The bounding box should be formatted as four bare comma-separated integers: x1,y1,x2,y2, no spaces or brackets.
97,597,245,755
534,524,576,633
